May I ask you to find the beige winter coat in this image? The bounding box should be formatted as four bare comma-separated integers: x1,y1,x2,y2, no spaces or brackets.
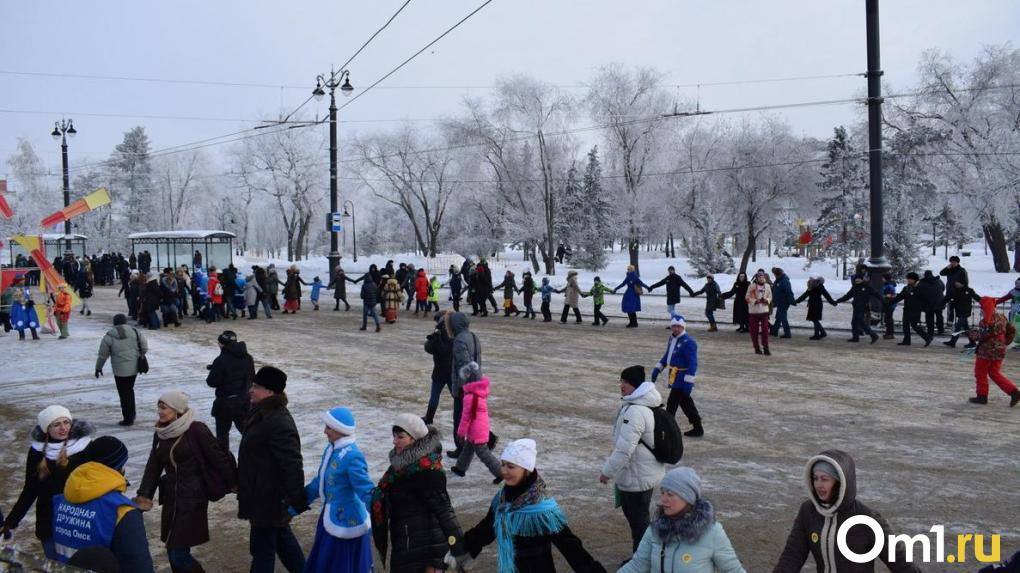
745,282,773,315
564,272,581,307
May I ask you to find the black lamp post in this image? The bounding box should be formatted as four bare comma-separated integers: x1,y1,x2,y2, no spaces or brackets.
865,0,890,291
313,69,353,284
51,119,77,252
343,200,357,263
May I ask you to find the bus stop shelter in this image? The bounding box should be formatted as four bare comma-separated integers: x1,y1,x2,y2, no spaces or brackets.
5,233,88,266
128,230,235,271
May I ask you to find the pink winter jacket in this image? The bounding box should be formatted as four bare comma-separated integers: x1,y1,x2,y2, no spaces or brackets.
457,377,492,445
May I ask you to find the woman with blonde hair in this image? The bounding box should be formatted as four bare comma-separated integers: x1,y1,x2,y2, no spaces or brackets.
1,405,94,559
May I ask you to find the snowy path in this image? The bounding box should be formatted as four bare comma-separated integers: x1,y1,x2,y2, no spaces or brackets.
1,286,1018,571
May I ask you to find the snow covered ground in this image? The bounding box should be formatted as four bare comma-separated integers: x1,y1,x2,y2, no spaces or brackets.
1,257,1018,571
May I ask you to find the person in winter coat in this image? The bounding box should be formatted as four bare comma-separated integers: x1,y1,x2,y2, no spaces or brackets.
447,311,483,458
995,277,1020,345
9,278,40,340
403,264,418,311
428,275,442,313
1,406,94,559
222,266,240,319
966,297,1020,406
881,274,898,339
176,268,192,317
238,366,309,573
745,273,773,355
265,264,283,311
772,450,922,573
916,270,945,337
207,268,224,321
558,270,583,323
95,314,148,426
53,283,73,339
769,268,795,338
620,467,745,573
282,265,309,314
494,270,521,317
244,273,264,319
205,330,255,449
383,275,404,324
445,265,463,312
141,272,164,329
0,281,13,334
371,415,470,572
451,362,503,481
519,271,537,319
359,278,381,332
652,315,702,437
599,366,666,553
51,436,155,572
328,266,354,311
585,276,612,326
892,273,933,346
693,274,722,331
941,280,981,348
302,406,375,573
190,268,206,317
540,277,555,322
615,266,652,327
461,438,606,573
309,275,323,311
477,260,501,314
794,276,837,340
649,266,696,318
77,270,94,316
835,275,882,344
940,255,969,324
424,312,455,425
159,269,182,327
414,269,430,316
135,390,237,573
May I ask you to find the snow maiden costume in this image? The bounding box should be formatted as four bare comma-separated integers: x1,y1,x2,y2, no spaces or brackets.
10,279,41,339
304,407,374,573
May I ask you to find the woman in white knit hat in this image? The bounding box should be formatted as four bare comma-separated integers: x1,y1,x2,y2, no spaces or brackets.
134,390,237,573
0,405,94,559
457,438,606,573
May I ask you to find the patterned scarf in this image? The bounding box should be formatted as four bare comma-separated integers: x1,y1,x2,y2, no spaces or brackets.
370,450,443,564
490,473,568,573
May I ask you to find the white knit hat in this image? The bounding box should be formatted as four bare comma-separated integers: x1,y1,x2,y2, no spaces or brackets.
37,405,72,431
392,413,428,441
670,314,686,327
158,390,190,414
500,438,537,472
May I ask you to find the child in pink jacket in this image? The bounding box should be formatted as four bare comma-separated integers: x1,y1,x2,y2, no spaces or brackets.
450,362,503,482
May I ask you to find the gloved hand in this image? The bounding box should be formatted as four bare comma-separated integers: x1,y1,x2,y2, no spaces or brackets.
132,496,154,511
685,376,696,386
95,369,103,378
651,368,661,383
444,550,474,571
286,506,299,518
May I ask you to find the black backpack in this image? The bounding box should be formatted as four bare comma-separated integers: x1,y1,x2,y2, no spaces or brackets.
638,405,684,464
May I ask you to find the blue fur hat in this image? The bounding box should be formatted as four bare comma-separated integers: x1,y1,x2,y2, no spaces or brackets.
322,406,356,435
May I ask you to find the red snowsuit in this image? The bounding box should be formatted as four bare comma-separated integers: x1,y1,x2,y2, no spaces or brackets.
969,297,1018,398
414,270,429,302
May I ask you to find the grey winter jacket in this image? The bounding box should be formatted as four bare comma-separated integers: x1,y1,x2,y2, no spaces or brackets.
243,279,262,307
601,382,666,492
95,325,148,377
446,312,480,396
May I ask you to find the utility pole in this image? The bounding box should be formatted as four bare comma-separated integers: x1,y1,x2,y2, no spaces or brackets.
312,69,353,284
865,0,891,293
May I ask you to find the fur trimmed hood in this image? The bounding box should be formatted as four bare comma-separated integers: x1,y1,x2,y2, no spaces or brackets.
30,418,94,443
652,498,716,544
388,426,443,471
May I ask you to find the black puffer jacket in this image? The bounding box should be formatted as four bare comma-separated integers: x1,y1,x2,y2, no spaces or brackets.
649,273,695,305
141,279,162,314
835,283,882,310
915,275,944,312
236,393,307,526
772,450,921,573
3,420,95,540
424,318,454,385
205,341,255,417
378,427,466,572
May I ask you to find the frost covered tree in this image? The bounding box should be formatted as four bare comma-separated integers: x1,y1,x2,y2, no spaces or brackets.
110,126,153,231
553,163,583,249
2,138,51,236
152,150,211,231
572,146,613,271
813,127,868,268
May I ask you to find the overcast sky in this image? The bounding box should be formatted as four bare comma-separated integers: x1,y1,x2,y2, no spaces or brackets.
2,0,1017,183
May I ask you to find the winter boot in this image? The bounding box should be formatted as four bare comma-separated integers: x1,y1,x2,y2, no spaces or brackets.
708,324,718,332
870,333,879,344
1010,390,1020,408
754,346,763,355
375,324,381,333
969,395,989,405
31,329,39,340
963,341,977,349
763,346,771,356
847,337,860,343
86,309,91,316
684,424,704,438
883,333,896,340
18,331,25,340
943,337,958,348
897,341,911,346
923,335,933,347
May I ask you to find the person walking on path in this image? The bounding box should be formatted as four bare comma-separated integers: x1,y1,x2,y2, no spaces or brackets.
619,467,746,573
309,276,323,311
328,266,354,311
134,390,237,573
265,264,283,311
917,270,946,337
615,266,652,328
423,312,454,426
383,275,404,324
721,273,751,332
205,330,255,449
794,276,837,340
942,280,981,348
237,366,309,573
881,274,898,339
414,269,430,316
584,276,612,326
835,274,882,344
966,296,1020,406
539,277,554,322
371,414,470,573
428,275,442,314
282,265,309,314
95,314,148,426
360,277,382,332
558,270,583,324
652,315,703,437
745,273,773,355
53,283,73,339
1,406,94,559
769,267,795,338
450,362,504,482
446,311,480,459
244,273,264,319
892,272,933,347
493,270,521,317
692,274,722,332
77,270,94,316
445,265,463,312
940,255,969,325
649,266,695,318
9,276,41,340
303,406,375,573
459,438,607,573
772,450,922,573
519,271,537,319
599,366,666,553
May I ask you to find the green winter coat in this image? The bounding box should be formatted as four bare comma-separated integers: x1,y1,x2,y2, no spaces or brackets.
95,325,148,377
428,278,441,303
587,282,611,306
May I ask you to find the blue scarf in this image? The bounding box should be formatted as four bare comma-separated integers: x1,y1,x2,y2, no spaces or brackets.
490,493,567,573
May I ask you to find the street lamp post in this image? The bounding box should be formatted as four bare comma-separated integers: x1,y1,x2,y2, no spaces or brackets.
864,0,891,296
51,119,77,252
312,69,353,284
343,200,357,263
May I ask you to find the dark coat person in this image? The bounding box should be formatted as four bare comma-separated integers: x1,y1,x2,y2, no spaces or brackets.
721,273,751,330
649,267,696,307
205,331,255,449
794,277,837,322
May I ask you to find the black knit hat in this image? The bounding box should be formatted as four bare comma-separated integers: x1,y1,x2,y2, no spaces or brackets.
113,314,127,326
254,366,287,393
906,272,919,281
86,436,129,471
218,330,238,345
620,365,645,388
